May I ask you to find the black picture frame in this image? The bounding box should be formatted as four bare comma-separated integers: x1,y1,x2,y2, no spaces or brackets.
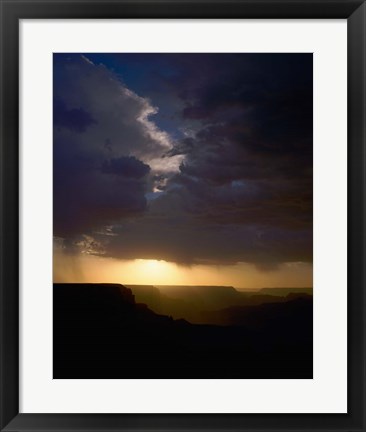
1,0,365,431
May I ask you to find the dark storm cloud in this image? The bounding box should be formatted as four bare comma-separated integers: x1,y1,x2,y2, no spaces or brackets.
54,151,149,237
54,99,97,133
150,53,312,266
94,198,312,268
54,53,313,268
160,53,313,233
53,54,175,238
102,156,150,179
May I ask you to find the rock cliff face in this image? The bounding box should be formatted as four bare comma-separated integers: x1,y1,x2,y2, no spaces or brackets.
54,283,135,310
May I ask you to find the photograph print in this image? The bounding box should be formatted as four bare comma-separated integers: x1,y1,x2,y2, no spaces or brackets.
53,53,313,379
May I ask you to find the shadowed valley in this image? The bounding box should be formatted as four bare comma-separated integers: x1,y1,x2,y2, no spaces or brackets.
54,283,312,379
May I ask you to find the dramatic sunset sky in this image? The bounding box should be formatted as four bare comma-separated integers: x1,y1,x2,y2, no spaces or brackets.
53,53,313,288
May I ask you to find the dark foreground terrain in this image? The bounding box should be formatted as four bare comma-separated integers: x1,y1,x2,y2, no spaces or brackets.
54,283,313,379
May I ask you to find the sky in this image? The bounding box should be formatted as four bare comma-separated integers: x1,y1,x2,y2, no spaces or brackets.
53,53,313,288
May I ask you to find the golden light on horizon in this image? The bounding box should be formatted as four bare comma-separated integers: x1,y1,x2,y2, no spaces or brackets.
53,250,312,288
131,259,180,284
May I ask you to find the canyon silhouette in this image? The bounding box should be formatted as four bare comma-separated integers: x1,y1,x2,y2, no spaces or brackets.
54,283,313,379
53,53,313,379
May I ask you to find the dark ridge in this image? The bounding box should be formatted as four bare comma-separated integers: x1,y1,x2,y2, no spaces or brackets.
126,284,312,323
259,287,313,296
54,283,313,379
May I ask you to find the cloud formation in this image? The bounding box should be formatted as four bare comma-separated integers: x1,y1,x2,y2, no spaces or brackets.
54,54,313,269
53,55,177,237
